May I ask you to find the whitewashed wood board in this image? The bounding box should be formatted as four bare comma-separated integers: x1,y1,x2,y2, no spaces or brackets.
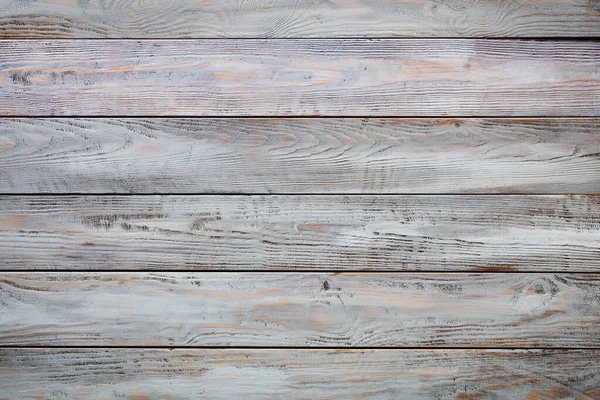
1,349,598,399
1,195,598,271
1,0,599,38
1,40,598,116
1,118,599,193
1,272,598,347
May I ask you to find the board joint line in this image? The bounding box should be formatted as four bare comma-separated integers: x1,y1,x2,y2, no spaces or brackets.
1,115,599,119
1,193,598,196
0,37,599,41
2,345,599,350
1,270,597,274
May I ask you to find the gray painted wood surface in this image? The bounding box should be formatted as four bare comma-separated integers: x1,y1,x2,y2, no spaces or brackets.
1,118,599,193
1,195,598,271
1,40,598,116
1,1,598,394
1,272,598,347
1,0,599,38
1,349,599,399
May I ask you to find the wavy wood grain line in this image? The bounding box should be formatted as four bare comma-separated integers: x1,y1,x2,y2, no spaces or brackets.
1,40,598,116
1,348,599,399
1,195,599,272
1,272,599,347
1,118,599,193
1,0,599,38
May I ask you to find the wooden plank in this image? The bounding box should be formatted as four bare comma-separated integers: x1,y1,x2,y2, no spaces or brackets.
1,349,598,398
1,0,599,39
1,40,598,116
1,118,599,193
1,195,598,272
1,272,599,347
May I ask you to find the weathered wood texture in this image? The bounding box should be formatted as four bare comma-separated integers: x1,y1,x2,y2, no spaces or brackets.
1,195,599,272
1,349,599,399
1,0,599,38
1,40,598,116
1,118,599,194
1,273,599,347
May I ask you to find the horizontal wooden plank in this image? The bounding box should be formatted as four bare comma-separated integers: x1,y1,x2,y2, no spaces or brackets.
1,40,598,116
1,195,598,271
1,0,599,38
1,118,599,193
1,272,598,347
1,349,598,398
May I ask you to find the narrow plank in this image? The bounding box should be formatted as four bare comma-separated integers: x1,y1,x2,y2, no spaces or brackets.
1,195,598,271
1,273,598,347
1,349,598,398
1,40,598,116
1,0,599,38
2,118,599,194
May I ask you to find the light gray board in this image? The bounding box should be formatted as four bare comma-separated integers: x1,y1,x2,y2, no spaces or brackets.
1,195,598,271
1,349,599,399
1,118,599,193
1,40,598,116
1,0,599,38
1,273,599,347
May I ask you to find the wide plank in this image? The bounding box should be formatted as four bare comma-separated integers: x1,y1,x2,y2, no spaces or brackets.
1,0,599,38
1,272,599,347
1,118,600,193
1,195,598,271
1,40,598,116
1,349,598,398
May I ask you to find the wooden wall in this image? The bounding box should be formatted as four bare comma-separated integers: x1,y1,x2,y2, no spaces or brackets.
0,1,599,398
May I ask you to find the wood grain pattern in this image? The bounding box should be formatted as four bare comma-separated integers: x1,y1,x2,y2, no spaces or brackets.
1,195,598,272
1,272,599,347
1,348,599,399
1,118,600,193
1,40,598,116
1,0,599,38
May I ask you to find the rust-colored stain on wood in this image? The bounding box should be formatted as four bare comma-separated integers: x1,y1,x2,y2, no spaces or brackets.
0,1,598,398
